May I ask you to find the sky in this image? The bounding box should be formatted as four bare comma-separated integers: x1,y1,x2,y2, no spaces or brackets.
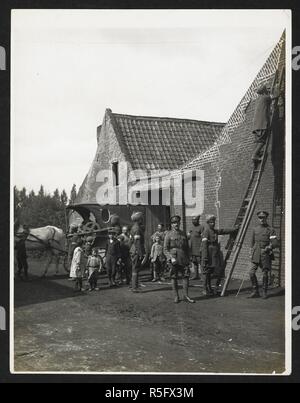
11,9,290,196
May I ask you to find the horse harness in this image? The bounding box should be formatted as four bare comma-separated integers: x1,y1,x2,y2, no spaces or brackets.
16,227,65,255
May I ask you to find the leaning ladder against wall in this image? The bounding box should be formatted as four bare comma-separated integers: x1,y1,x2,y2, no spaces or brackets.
220,62,285,297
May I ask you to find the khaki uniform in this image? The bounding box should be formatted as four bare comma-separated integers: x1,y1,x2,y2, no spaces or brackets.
202,226,237,295
118,233,132,285
130,223,145,291
250,224,278,272
249,223,278,297
164,228,190,278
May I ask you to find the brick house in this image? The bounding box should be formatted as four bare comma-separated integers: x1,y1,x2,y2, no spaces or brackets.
69,32,286,285
70,110,224,251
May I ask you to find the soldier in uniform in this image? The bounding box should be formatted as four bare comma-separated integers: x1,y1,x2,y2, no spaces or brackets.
248,211,278,299
252,85,272,163
111,214,122,236
105,229,122,287
201,215,238,296
164,215,195,303
251,84,280,164
117,225,132,285
188,215,205,280
129,212,146,293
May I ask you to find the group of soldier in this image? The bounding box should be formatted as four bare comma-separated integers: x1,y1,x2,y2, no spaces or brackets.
68,208,278,303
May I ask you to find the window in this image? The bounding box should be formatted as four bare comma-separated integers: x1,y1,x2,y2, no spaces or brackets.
101,208,110,223
112,162,119,186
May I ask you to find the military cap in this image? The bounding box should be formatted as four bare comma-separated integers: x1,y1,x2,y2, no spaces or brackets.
131,211,143,222
170,215,181,224
86,236,94,243
257,211,269,218
108,227,117,234
206,214,216,223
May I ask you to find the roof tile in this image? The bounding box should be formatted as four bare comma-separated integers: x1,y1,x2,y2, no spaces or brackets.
112,112,224,171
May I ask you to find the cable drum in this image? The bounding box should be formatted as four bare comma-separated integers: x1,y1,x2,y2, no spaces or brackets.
83,222,101,233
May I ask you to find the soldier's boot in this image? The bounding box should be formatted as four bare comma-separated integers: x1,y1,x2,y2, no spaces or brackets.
171,279,180,303
214,278,222,295
204,274,210,296
183,278,195,303
248,274,260,298
152,270,158,282
205,274,214,296
262,272,269,299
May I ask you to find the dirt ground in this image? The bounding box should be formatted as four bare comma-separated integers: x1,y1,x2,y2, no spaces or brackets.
14,258,286,374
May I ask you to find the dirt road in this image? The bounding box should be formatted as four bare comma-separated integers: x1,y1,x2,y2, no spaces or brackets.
14,258,286,374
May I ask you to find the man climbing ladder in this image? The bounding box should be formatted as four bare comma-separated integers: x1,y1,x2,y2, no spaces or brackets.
251,83,280,164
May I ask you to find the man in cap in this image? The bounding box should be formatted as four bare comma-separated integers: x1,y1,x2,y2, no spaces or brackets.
248,211,278,299
201,215,239,296
251,84,278,164
188,215,205,280
105,228,122,287
15,227,29,280
129,211,146,293
164,215,195,303
111,214,122,236
117,225,132,285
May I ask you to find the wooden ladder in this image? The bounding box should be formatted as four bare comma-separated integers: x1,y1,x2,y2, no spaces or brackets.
221,65,285,297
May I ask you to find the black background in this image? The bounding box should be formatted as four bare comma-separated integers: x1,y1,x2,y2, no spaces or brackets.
0,0,299,385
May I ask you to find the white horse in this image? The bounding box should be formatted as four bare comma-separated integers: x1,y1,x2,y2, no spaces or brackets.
15,225,68,277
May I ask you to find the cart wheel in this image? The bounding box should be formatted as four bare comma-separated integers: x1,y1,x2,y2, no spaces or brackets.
83,222,101,233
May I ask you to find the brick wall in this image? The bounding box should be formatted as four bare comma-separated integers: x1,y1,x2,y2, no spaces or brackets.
175,32,286,285
218,99,284,285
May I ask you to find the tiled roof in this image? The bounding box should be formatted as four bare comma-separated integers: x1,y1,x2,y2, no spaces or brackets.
108,110,224,171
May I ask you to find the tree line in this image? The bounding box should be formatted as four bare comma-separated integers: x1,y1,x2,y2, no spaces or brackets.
14,184,77,230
